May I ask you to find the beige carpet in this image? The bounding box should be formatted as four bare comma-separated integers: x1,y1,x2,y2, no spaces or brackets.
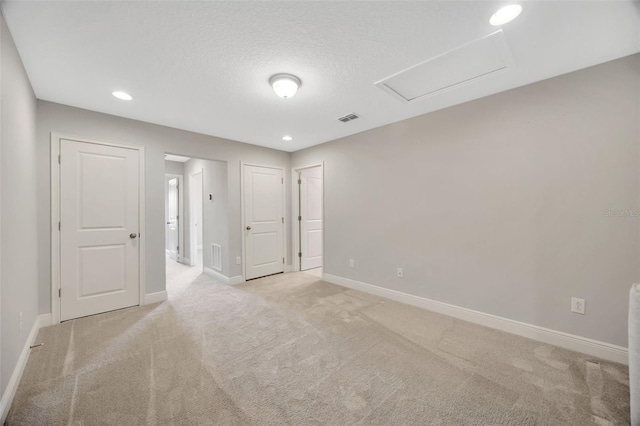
7,260,630,425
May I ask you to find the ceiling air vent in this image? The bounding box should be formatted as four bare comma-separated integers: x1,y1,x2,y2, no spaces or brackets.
338,113,360,123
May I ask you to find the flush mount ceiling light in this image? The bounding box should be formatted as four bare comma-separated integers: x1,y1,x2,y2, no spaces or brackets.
282,135,293,141
112,91,133,101
269,74,301,100
490,4,522,26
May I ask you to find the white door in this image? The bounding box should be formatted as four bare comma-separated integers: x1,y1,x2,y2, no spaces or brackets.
166,177,179,261
300,167,323,270
60,139,140,321
243,165,284,280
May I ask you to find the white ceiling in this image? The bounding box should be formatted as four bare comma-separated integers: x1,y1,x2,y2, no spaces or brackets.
2,1,639,152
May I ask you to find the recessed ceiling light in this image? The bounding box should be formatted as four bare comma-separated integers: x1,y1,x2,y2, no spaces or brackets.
490,4,522,26
269,74,301,100
112,91,133,101
282,136,293,141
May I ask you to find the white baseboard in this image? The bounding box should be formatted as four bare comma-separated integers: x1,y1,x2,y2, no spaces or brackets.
204,267,244,286
0,314,50,423
144,291,167,305
285,265,294,273
203,267,228,283
323,274,628,365
37,313,52,328
229,275,245,285
182,257,191,265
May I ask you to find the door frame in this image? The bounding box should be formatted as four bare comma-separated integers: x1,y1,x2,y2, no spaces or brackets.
188,170,204,267
50,132,146,325
240,162,287,281
165,173,184,263
291,162,324,273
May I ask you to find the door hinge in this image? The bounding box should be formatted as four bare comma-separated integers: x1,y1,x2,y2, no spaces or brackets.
281,217,284,224
282,257,285,264
58,221,61,231
176,245,179,252
298,216,301,221
298,179,301,185
58,155,61,164
298,252,302,258
58,288,61,298
281,177,283,184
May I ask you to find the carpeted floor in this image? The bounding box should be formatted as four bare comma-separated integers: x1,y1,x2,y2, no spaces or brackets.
7,260,630,425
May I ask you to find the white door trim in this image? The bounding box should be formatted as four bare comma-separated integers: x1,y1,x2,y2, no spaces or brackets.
188,170,203,267
291,162,324,272
50,132,146,325
165,173,184,264
240,162,287,281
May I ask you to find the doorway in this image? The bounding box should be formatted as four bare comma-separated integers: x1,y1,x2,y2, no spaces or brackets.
165,154,229,294
165,174,183,262
292,163,324,273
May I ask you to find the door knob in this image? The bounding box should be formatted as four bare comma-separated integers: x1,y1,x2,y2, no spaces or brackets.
246,226,251,230
130,233,138,239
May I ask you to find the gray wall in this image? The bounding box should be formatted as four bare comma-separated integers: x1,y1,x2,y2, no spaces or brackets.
37,101,291,314
183,158,229,276
292,54,640,347
164,160,184,176
0,14,38,394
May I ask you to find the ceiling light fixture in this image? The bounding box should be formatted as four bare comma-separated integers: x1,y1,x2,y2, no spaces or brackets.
490,4,522,26
269,74,301,100
112,91,133,101
282,135,293,141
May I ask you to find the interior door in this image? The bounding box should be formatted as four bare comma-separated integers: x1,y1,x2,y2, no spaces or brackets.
300,167,323,270
243,164,284,280
60,139,140,321
166,177,179,261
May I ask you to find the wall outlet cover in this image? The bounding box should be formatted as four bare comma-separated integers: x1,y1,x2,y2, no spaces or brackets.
571,297,585,315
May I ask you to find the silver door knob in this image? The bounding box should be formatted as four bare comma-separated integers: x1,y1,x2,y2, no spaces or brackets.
130,233,137,239
246,226,251,230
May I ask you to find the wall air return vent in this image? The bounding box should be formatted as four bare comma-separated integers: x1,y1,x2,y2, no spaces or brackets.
211,243,222,271
374,30,514,104
337,113,360,123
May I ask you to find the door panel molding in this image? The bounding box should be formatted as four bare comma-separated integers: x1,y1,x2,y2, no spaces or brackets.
51,132,146,325
291,162,324,273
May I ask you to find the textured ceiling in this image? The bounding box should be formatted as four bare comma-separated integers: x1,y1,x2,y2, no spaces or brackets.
2,1,639,152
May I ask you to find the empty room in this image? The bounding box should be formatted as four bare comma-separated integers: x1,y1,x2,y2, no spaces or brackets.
1,1,639,424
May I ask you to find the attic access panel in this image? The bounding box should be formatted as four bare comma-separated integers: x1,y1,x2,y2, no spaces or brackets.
375,30,514,103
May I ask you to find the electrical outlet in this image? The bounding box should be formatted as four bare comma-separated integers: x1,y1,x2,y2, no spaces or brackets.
571,297,585,315
349,259,355,268
236,256,241,265
19,312,23,331
397,268,404,278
